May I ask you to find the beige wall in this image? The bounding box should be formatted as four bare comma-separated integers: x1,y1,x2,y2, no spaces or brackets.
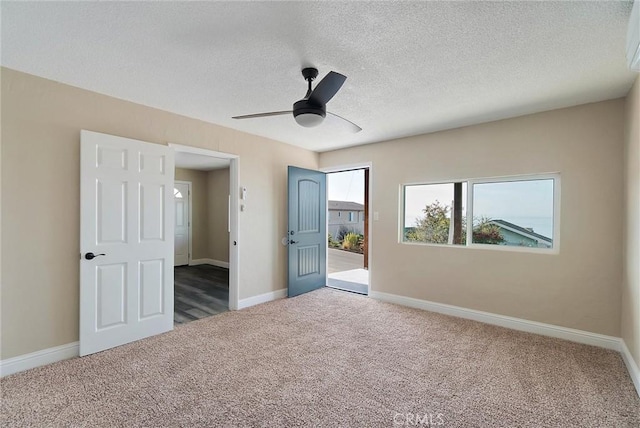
0,65,633,361
0,68,318,359
207,168,230,263
321,99,625,336
175,168,210,260
622,76,640,368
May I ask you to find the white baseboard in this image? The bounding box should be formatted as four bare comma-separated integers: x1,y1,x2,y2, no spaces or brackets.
1,342,79,377
190,258,229,269
369,291,621,351
620,340,640,397
238,288,287,310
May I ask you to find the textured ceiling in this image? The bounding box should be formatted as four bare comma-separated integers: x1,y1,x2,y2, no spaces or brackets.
1,1,636,152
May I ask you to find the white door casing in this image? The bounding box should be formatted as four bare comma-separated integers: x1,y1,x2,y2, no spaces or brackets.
168,143,240,311
173,181,190,266
321,162,373,296
80,130,175,356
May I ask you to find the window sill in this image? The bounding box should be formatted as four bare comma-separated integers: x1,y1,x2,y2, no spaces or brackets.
399,240,559,255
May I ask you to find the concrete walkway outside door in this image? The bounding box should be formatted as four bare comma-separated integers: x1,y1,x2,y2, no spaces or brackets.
327,248,368,294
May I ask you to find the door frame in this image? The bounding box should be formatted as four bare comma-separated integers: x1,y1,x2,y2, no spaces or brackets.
321,162,373,296
174,180,192,266
169,143,240,311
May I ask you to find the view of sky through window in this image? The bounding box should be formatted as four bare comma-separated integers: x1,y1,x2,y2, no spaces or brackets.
404,183,467,227
327,170,364,203
472,179,554,239
403,177,556,248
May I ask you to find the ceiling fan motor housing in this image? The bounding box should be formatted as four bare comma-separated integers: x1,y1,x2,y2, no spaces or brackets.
293,99,326,127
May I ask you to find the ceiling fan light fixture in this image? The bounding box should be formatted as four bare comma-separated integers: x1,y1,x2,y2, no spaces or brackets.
294,112,324,127
293,99,326,128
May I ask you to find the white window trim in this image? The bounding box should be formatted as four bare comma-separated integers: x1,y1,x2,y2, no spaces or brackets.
401,172,561,255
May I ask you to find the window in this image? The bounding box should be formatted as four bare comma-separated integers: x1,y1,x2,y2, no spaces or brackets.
403,182,467,245
348,212,356,222
402,174,558,251
471,178,554,249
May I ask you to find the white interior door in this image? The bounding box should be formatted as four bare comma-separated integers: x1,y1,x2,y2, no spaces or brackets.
80,130,174,356
174,182,190,266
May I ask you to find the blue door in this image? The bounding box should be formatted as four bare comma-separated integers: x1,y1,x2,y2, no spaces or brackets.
288,166,327,297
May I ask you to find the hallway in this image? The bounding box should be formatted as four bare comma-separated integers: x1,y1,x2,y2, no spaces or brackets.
174,265,229,324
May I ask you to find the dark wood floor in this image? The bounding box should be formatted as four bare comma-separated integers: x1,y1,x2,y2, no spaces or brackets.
174,264,229,325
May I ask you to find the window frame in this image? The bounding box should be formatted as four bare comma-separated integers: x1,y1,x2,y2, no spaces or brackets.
400,173,561,254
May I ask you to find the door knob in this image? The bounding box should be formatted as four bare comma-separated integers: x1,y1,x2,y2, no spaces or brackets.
84,252,106,260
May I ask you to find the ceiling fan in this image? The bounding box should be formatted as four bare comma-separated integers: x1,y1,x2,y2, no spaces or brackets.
232,68,362,133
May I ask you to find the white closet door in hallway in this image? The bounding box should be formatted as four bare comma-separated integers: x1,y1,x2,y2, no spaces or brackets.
174,181,191,266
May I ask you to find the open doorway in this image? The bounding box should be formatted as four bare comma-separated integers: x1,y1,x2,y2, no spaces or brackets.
171,145,239,324
326,168,370,295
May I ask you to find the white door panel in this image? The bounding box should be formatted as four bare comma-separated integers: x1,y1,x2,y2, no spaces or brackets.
96,181,127,243
139,259,165,319
95,263,127,329
80,130,174,356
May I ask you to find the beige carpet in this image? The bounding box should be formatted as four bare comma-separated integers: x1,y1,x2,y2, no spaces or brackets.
2,288,639,427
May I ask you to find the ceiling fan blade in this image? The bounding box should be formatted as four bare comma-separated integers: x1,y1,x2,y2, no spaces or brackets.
232,111,292,119
326,111,362,133
308,71,346,105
